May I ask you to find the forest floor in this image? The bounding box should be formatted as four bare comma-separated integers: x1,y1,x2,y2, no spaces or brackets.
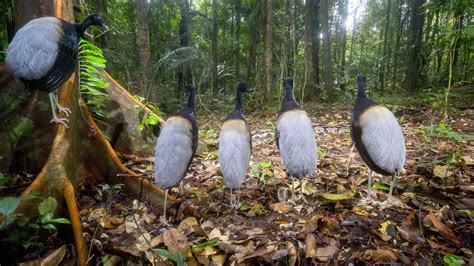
75,98,474,265
3,95,474,265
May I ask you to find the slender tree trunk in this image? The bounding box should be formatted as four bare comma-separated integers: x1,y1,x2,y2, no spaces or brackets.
304,0,314,96
320,0,334,97
136,0,151,97
178,0,192,98
312,0,320,85
235,0,241,79
349,2,359,66
247,8,261,83
340,0,348,86
404,0,425,93
392,0,403,90
380,0,392,90
264,0,273,93
211,0,219,93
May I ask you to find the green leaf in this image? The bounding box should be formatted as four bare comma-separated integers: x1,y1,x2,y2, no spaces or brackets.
193,239,220,249
443,254,465,266
40,212,54,224
48,218,71,224
0,173,11,185
260,162,271,168
152,249,187,266
0,197,21,216
239,205,252,211
42,223,57,231
373,182,390,191
321,191,355,201
38,197,57,216
102,256,112,266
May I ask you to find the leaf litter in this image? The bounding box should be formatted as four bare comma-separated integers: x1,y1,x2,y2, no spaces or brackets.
77,103,474,265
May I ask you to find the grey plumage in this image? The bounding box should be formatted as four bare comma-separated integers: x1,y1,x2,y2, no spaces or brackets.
359,106,405,174
6,17,62,80
276,110,318,179
219,120,251,189
154,116,194,189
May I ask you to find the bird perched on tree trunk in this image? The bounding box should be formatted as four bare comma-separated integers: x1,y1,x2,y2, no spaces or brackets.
5,14,107,127
155,85,198,221
350,76,405,206
276,77,318,203
219,82,251,208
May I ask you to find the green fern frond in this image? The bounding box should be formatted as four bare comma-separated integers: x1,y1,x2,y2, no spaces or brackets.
78,39,108,119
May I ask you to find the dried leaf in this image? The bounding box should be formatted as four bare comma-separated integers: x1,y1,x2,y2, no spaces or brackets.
163,227,190,254
396,212,424,243
315,246,338,261
304,233,317,258
269,203,294,213
426,213,460,244
321,191,355,201
372,249,398,262
177,217,199,234
433,165,452,178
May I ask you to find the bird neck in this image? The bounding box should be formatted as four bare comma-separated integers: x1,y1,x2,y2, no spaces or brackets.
357,81,367,99
75,15,95,36
235,89,244,111
284,87,295,102
186,89,196,110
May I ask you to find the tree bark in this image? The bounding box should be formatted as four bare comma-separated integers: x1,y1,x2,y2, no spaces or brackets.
304,0,314,95
404,0,425,93
380,0,392,90
340,0,348,86
136,0,151,97
320,0,334,97
211,0,219,93
178,0,192,97
312,0,320,85
264,0,273,93
235,0,241,79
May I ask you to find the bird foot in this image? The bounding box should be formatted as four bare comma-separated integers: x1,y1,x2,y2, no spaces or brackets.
57,105,71,117
358,191,377,206
50,116,69,128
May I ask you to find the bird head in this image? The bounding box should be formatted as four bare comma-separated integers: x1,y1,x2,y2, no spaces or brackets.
236,82,247,93
88,13,108,29
185,85,195,95
283,77,293,90
357,76,366,84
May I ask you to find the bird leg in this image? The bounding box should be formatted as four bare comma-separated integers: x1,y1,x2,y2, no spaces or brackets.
381,173,398,208
48,93,69,127
50,92,71,116
289,176,296,205
179,180,184,195
236,188,241,209
300,181,308,204
162,189,169,222
360,169,376,204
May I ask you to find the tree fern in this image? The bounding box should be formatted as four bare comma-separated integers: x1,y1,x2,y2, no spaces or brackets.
78,39,108,119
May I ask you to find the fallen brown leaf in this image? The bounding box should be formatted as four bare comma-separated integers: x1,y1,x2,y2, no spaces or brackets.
163,227,191,254
304,233,317,258
425,213,460,244
372,249,398,262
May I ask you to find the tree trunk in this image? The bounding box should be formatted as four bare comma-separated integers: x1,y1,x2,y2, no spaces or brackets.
312,0,320,85
320,0,334,97
404,0,425,93
340,0,348,86
304,0,314,96
211,0,219,94
235,0,241,79
136,0,151,97
178,0,192,98
392,0,403,90
380,0,391,90
247,7,261,84
264,0,274,93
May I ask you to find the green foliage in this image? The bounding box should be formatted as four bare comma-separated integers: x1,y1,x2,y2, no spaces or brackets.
152,248,187,266
443,254,465,266
0,195,70,251
193,239,220,249
0,173,11,185
424,122,462,142
134,95,164,131
251,161,272,185
102,255,112,266
78,39,108,119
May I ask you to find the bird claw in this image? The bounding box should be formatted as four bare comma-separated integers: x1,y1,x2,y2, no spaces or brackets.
58,106,71,117
50,117,69,128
